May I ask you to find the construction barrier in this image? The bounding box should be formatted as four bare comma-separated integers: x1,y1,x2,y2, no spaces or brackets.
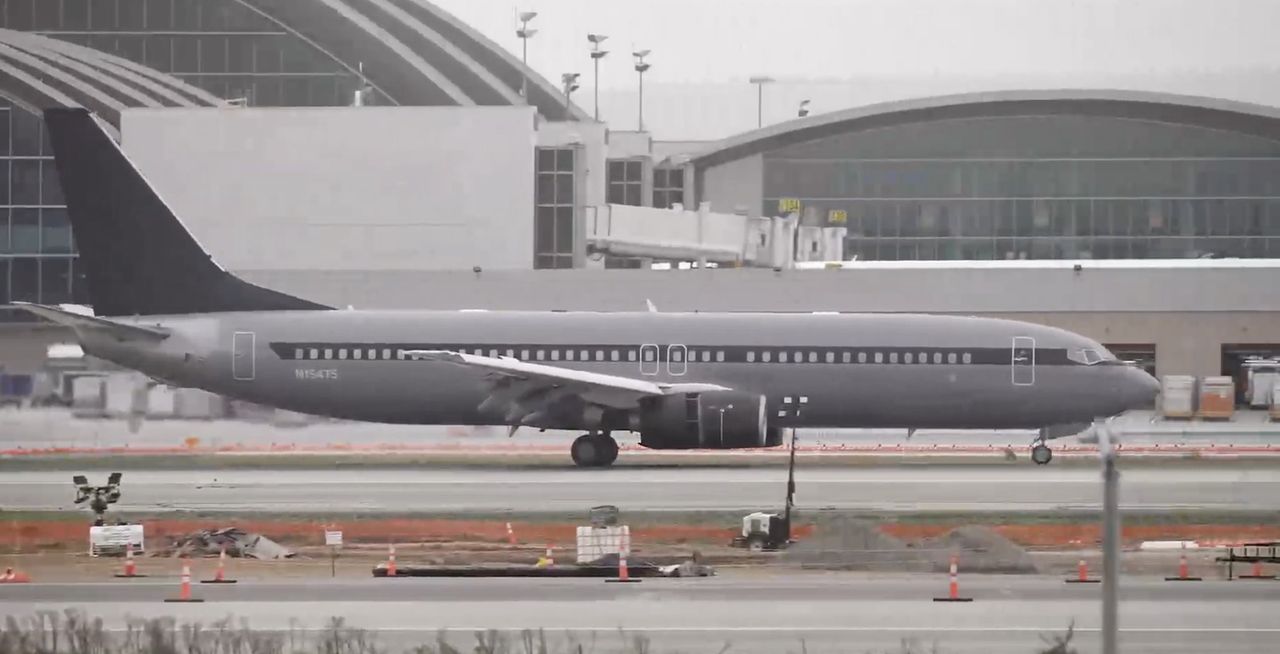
0,567,31,584
1238,560,1276,580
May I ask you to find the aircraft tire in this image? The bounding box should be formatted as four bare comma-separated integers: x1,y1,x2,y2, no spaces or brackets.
595,434,619,467
570,435,600,467
1031,444,1053,465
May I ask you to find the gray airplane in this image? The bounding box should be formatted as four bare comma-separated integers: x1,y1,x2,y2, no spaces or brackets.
9,109,1159,467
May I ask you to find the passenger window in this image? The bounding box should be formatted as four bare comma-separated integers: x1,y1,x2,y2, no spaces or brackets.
809,352,818,363
716,351,725,362
874,352,882,363
338,349,348,360
596,350,604,361
672,349,684,363
702,351,711,363
642,349,655,362
580,350,589,361
947,352,957,364
904,353,913,364
779,352,789,363
628,349,638,362
795,351,803,362
536,350,545,360
474,348,483,356
489,349,498,358
323,349,333,360
294,348,303,360
551,350,560,361
890,352,899,364
309,348,319,360
933,352,942,364
521,349,529,359
918,352,926,363
566,350,575,361
352,349,362,360
747,351,756,363
382,349,391,360
841,352,850,363
611,350,620,362
506,349,515,358
826,352,835,363
858,352,867,363
368,349,377,360
762,351,772,363
962,352,972,364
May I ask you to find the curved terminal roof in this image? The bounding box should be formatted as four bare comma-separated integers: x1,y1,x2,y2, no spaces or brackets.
0,28,221,133
236,0,587,119
692,89,1280,169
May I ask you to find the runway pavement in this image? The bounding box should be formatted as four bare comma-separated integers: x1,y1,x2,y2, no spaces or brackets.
3,465,1278,513
2,575,1278,653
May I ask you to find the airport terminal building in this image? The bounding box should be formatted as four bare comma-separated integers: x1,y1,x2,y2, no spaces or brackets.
0,1,1278,390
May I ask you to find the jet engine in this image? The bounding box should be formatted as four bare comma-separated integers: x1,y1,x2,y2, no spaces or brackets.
636,391,783,449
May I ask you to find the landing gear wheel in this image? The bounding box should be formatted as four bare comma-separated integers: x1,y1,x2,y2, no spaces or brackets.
571,435,601,467
1031,443,1053,466
595,434,619,467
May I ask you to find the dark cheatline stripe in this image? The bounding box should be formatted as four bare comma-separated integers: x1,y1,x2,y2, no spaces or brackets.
269,342,1076,366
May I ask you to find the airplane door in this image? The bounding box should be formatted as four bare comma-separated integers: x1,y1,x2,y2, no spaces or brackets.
232,332,256,381
667,344,688,376
1012,336,1035,386
639,344,660,376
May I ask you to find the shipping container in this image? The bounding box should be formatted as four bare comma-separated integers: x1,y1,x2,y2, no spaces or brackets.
1197,376,1235,420
1160,375,1196,419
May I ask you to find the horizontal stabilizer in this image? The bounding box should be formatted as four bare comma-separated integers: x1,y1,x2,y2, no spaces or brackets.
5,303,169,341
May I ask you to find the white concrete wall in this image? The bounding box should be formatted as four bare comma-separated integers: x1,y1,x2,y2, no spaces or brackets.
122,106,538,271
700,154,764,217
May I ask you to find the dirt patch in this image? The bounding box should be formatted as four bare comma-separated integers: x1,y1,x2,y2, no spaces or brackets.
918,525,1038,574
784,518,929,571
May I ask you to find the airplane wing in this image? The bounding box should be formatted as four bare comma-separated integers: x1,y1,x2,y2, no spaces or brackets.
4,303,169,341
402,349,730,432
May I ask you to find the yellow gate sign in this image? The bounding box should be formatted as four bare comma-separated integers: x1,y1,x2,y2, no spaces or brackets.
827,209,848,224
778,197,802,214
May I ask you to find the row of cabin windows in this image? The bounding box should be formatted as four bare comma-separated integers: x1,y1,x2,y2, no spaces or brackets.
291,346,975,365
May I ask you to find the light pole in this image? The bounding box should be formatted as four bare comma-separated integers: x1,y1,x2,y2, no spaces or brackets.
1098,420,1120,654
560,72,580,120
515,11,538,101
633,49,651,132
587,33,609,121
748,76,774,128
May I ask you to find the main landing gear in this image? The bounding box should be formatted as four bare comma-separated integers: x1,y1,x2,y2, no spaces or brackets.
1031,430,1054,466
571,432,619,468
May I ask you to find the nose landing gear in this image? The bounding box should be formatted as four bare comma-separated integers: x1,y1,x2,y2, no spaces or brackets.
571,431,619,468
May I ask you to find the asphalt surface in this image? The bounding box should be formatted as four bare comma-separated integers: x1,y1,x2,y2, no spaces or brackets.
4,466,1278,513
2,575,1277,653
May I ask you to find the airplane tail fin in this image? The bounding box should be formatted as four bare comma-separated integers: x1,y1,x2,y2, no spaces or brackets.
42,108,330,316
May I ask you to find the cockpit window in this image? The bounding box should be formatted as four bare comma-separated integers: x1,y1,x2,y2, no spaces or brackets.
1069,348,1114,365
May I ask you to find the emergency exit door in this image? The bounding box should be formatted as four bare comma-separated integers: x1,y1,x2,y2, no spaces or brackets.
1011,336,1035,386
232,332,256,381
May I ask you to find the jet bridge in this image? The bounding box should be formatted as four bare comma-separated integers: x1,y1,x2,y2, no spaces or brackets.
585,202,846,268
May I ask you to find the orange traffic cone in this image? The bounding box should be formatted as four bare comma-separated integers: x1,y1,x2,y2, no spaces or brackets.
115,542,147,578
0,567,31,583
1065,558,1100,584
201,546,237,584
933,555,974,602
605,554,641,583
1239,559,1275,580
164,559,204,602
385,544,397,577
1165,550,1202,582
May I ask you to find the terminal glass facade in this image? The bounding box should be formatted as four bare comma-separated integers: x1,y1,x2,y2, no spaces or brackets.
763,115,1280,260
0,0,373,308
535,147,577,269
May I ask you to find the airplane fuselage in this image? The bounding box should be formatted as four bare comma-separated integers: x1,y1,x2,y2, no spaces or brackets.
81,309,1155,434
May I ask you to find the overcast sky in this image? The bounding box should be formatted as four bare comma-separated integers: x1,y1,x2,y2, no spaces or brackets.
429,0,1280,139
433,0,1278,87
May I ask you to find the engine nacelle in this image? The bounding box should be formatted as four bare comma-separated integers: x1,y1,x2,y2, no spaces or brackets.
637,391,782,449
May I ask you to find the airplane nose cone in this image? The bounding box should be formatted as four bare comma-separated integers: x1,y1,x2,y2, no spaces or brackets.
1123,367,1161,407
